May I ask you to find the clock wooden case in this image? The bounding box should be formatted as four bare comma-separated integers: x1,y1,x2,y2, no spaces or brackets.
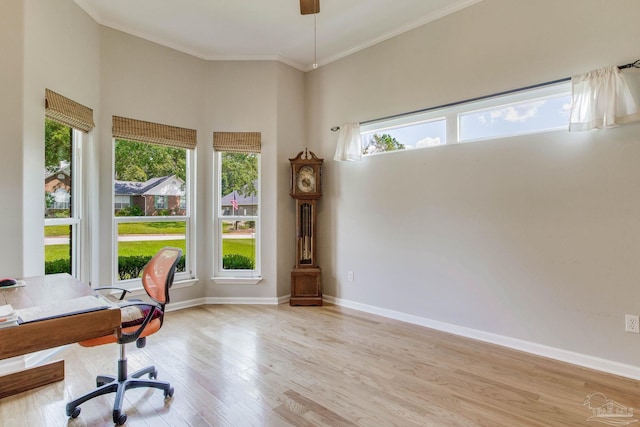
289,149,323,306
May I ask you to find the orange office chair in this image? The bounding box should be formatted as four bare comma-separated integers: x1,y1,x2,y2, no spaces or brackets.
66,247,182,425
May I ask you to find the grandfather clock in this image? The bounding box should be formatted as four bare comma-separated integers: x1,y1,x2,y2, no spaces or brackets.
289,149,323,306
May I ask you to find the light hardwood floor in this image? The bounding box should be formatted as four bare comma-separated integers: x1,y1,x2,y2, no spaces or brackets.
0,303,639,426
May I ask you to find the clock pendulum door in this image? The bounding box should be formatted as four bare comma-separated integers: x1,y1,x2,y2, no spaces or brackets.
290,199,322,305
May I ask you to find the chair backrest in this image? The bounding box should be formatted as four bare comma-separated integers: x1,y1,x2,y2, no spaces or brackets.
142,247,182,306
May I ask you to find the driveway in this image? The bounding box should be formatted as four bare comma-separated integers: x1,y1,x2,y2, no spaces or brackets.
44,233,254,244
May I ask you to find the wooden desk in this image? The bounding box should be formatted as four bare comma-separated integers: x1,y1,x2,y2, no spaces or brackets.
0,274,121,398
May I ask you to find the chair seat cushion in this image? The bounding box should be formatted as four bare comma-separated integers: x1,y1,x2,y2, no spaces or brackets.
79,318,162,347
78,301,163,348
120,303,163,328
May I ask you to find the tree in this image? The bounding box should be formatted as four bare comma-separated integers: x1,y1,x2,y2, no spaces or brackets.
45,119,71,172
362,133,405,155
114,139,186,182
45,191,55,209
221,152,258,197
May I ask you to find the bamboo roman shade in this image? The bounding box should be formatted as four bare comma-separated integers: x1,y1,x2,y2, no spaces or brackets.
45,89,95,132
113,116,197,150
213,132,261,153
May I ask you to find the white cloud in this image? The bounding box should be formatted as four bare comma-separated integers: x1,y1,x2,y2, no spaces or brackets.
490,110,504,120
415,136,443,148
487,100,547,123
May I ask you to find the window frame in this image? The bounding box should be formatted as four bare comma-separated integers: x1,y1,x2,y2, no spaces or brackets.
360,114,447,156
212,151,261,284
44,127,83,278
52,187,70,209
456,84,572,143
359,81,572,156
114,195,131,210
154,195,167,210
112,139,196,289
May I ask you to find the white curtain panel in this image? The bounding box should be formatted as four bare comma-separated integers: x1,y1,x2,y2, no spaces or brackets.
333,123,362,161
569,65,640,131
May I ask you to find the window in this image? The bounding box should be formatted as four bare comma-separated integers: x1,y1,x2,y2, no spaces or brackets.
114,195,131,210
360,82,571,155
112,116,196,286
44,119,82,276
52,188,70,209
43,90,94,278
154,196,167,210
213,132,261,283
458,92,571,142
361,117,446,155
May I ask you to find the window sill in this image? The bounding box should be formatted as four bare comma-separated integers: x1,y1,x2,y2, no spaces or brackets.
211,277,262,285
107,277,198,297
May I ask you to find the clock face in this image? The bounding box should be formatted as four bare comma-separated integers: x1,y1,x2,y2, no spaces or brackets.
297,166,316,193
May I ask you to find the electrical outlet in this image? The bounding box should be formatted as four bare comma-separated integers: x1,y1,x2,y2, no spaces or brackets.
625,315,640,333
348,271,354,282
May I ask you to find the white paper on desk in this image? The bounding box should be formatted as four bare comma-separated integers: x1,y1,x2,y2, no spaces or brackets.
0,304,15,317
16,295,110,324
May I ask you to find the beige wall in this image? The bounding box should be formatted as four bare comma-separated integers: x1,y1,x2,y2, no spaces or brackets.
99,32,305,302
307,0,640,370
204,60,280,300
275,63,307,296
0,0,24,278
22,0,101,279
99,27,207,302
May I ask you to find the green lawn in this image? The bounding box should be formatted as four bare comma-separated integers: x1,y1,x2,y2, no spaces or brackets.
118,222,186,235
222,239,256,259
117,240,187,257
45,238,254,262
45,244,74,261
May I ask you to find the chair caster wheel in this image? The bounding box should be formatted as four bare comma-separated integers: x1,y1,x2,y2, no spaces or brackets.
113,410,127,425
68,406,81,418
164,386,174,398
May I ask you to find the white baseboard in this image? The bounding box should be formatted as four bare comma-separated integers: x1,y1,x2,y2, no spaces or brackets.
166,297,208,312
167,296,287,309
323,295,640,381
204,296,283,305
277,294,291,305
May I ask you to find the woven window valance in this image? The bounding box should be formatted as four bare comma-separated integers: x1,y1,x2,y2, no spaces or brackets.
113,116,197,150
213,132,261,153
45,89,95,132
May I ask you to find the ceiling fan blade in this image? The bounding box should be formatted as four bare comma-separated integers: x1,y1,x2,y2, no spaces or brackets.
300,0,320,15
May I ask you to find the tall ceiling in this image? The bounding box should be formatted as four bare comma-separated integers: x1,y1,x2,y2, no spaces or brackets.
74,0,481,71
